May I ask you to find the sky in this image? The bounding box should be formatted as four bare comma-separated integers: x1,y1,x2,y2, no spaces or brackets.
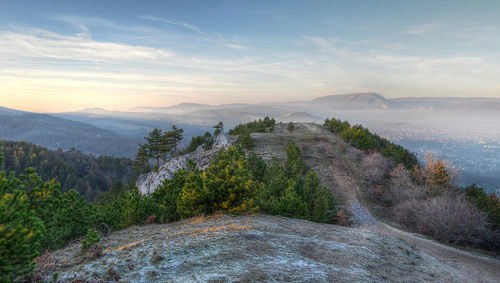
0,0,499,112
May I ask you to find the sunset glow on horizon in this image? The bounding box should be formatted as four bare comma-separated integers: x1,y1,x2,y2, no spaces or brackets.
1,0,500,112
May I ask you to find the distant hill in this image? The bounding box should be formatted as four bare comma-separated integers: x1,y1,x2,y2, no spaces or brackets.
0,140,133,200
0,106,23,115
130,103,212,114
310,92,389,109
0,108,140,157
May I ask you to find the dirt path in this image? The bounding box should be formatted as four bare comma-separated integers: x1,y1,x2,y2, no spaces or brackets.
252,122,500,282
376,223,500,282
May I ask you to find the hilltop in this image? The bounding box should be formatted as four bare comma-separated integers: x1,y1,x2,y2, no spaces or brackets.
34,122,500,282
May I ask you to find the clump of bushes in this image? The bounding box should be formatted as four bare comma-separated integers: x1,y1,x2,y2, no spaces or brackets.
0,188,45,282
81,228,100,252
361,153,394,185
185,122,225,153
366,153,498,250
185,131,214,153
466,184,500,230
230,117,276,136
229,117,276,149
148,143,337,224
392,191,491,246
324,117,418,169
345,123,499,251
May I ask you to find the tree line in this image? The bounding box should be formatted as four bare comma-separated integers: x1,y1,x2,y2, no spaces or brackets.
229,116,276,149
133,126,184,173
324,117,418,169
0,140,133,201
184,121,224,153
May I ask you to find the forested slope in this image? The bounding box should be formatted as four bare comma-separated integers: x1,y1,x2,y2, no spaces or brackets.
0,140,133,200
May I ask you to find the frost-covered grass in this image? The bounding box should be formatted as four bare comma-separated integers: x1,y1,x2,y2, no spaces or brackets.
36,214,460,282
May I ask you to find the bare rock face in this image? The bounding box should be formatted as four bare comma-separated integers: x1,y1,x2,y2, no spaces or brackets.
136,134,235,195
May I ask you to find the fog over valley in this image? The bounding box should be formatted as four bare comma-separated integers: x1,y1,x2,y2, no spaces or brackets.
1,92,499,192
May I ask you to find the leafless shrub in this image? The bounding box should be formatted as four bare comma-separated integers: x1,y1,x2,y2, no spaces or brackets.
361,153,394,185
85,243,103,260
382,164,425,205
392,191,491,246
150,250,165,264
106,268,121,281
336,210,351,226
28,252,59,282
145,215,156,224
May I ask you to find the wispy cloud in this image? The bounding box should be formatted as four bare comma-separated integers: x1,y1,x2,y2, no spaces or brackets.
224,43,247,50
0,29,174,62
53,15,159,35
405,23,439,35
139,15,202,34
1,25,499,112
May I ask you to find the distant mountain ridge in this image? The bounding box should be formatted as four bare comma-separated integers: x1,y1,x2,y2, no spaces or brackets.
126,92,500,112
0,109,140,157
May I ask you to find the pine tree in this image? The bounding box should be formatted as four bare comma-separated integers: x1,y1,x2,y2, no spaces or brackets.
0,187,45,281
145,129,164,169
162,126,184,157
213,121,224,136
285,142,307,178
133,144,151,173
81,228,100,252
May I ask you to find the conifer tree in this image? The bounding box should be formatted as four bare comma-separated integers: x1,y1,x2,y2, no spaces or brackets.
162,125,184,157
213,121,224,136
133,144,151,173
285,142,307,178
145,128,164,169
0,163,45,282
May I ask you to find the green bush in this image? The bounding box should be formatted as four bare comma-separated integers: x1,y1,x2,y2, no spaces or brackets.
287,122,295,131
185,132,214,153
324,117,418,169
466,184,500,229
81,228,100,252
229,117,276,148
259,145,337,223
229,116,276,136
0,190,45,282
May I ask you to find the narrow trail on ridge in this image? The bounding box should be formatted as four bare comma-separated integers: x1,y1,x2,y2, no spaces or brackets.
251,122,500,282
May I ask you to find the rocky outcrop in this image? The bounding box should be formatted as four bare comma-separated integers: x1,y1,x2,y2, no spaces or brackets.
136,134,235,195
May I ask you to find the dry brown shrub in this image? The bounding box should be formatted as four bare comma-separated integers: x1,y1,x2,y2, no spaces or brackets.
413,151,459,196
361,153,394,185
106,268,121,281
336,210,351,226
145,215,156,224
86,243,103,259
383,164,425,205
392,191,491,246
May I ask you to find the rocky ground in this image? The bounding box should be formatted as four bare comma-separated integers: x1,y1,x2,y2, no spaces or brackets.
36,214,482,282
